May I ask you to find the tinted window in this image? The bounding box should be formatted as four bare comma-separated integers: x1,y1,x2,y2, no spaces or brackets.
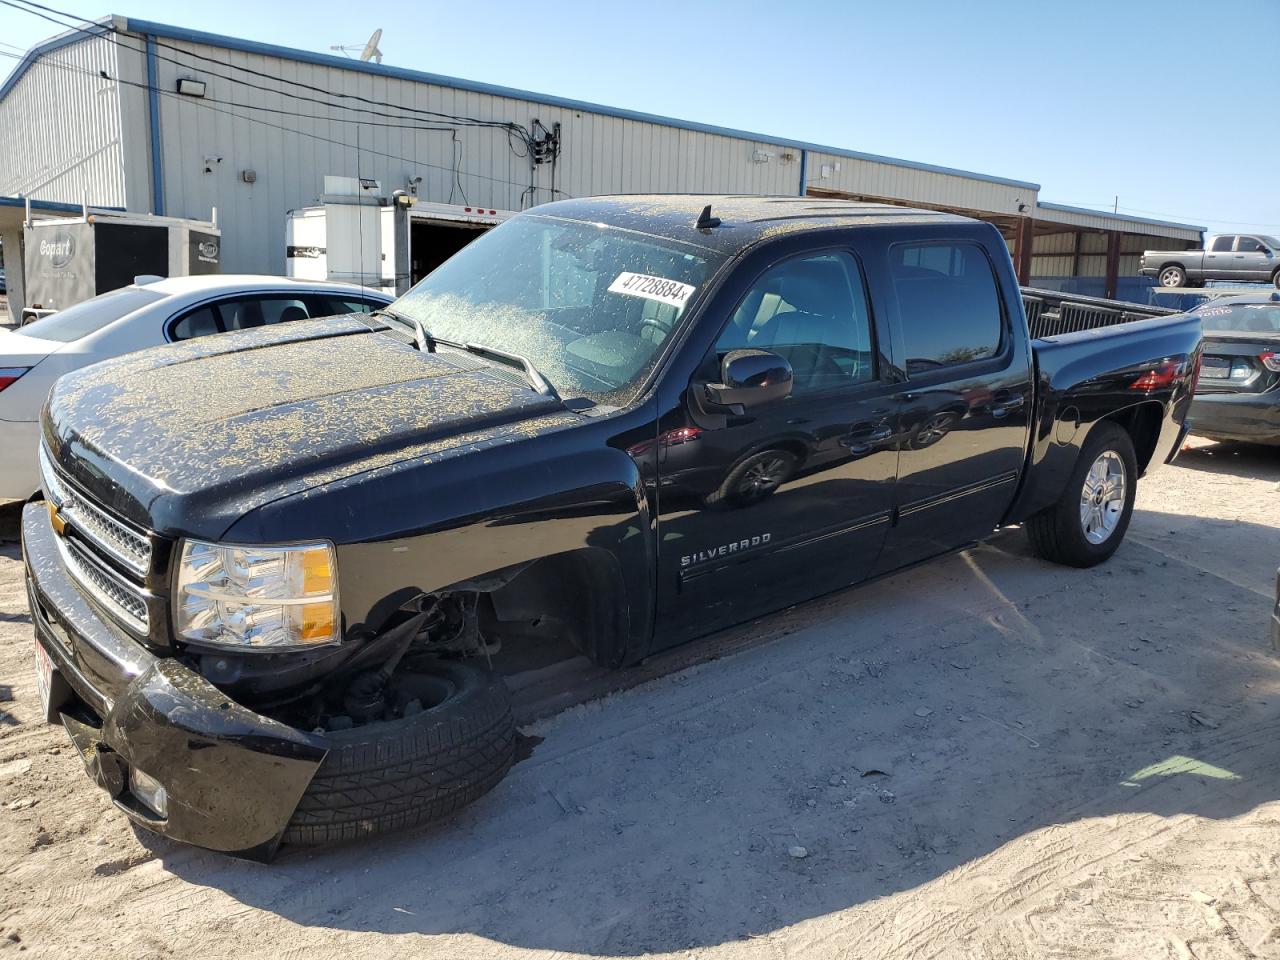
1211,236,1235,252
890,242,1003,373
218,297,310,331
16,286,164,343
714,252,874,396
1237,237,1264,253
170,306,219,341
304,296,386,317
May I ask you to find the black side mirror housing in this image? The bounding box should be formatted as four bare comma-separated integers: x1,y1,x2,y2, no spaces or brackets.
703,349,793,413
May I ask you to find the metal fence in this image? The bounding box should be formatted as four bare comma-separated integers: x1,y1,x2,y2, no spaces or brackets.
1021,287,1181,340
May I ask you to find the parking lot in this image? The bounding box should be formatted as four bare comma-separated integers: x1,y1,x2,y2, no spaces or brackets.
0,438,1278,959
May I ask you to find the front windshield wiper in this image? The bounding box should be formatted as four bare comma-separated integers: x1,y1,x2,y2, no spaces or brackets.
370,310,558,400
459,342,559,399
371,308,432,352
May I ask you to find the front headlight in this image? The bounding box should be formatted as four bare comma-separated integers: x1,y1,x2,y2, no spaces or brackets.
173,539,339,651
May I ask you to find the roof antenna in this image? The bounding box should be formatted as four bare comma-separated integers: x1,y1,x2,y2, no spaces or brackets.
695,204,721,230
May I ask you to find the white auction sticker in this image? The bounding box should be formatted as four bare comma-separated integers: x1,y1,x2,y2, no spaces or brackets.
608,272,696,309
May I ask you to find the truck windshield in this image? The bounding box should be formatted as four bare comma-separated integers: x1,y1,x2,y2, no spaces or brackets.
15,286,165,343
392,215,724,404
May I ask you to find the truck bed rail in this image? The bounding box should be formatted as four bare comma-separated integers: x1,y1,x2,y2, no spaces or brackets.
1021,287,1181,340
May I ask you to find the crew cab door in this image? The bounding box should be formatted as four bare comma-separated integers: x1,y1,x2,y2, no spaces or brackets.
1234,236,1274,281
1205,235,1236,279
651,247,898,647
870,234,1033,574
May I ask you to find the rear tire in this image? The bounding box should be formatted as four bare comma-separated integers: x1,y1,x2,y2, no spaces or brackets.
1158,265,1187,288
283,660,515,846
1025,423,1137,568
1272,269,1280,290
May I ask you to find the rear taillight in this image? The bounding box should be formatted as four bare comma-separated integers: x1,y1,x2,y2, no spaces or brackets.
0,367,29,392
1130,359,1185,392
1260,351,1280,373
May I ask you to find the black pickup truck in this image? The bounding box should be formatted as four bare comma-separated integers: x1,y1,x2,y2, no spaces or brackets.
22,196,1202,858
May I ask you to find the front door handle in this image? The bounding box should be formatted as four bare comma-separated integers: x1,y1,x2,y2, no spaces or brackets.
991,392,1026,419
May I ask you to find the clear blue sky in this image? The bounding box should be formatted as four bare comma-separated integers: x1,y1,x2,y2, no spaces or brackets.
2,0,1278,236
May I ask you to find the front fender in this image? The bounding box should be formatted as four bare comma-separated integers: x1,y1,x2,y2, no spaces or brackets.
225,415,656,667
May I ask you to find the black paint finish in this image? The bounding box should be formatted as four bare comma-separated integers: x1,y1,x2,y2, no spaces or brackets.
25,195,1202,853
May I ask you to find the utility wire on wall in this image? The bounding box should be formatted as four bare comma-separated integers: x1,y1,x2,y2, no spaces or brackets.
3,0,574,207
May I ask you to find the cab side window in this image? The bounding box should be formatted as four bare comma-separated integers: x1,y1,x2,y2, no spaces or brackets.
713,252,874,396
1211,236,1235,252
1237,237,1264,253
889,241,1003,374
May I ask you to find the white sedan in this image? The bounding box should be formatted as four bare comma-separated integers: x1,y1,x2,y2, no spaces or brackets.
0,274,391,501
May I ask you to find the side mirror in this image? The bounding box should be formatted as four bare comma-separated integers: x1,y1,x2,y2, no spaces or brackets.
704,349,793,413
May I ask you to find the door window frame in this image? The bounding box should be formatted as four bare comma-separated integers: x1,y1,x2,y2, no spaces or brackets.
693,244,890,404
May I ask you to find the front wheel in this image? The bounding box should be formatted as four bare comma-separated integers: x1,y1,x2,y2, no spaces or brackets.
1158,265,1187,287
1273,270,1280,291
1025,423,1137,568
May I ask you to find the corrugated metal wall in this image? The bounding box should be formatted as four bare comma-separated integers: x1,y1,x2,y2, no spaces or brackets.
142,36,802,273
805,151,1031,216
0,35,129,207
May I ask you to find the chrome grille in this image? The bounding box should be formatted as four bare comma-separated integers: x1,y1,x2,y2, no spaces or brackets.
55,534,150,634
39,444,152,576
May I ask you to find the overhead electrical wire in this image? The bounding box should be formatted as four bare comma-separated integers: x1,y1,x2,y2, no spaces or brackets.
2,0,570,205
0,47,558,196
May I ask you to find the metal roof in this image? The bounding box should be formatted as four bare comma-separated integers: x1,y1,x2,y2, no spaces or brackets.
1035,201,1204,235
0,14,1040,193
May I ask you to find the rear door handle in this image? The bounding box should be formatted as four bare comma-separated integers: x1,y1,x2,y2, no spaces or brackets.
991,392,1026,419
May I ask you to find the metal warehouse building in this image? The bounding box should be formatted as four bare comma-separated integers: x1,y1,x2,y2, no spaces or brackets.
0,14,1204,305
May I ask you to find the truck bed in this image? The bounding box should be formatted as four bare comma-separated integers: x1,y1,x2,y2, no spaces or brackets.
1021,287,1181,339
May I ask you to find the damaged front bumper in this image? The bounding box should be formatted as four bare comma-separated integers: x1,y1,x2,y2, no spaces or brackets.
22,504,328,859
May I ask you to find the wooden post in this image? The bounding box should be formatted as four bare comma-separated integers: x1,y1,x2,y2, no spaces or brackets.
1104,230,1122,300
1014,216,1034,285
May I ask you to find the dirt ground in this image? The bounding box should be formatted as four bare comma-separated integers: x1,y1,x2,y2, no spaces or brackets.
1,438,1279,959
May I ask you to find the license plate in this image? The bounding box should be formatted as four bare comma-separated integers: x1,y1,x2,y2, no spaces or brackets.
34,639,53,719
1201,357,1229,379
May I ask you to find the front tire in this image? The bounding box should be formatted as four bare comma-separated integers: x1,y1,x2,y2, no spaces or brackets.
1158,265,1187,287
1025,423,1137,568
1272,269,1280,291
283,660,516,846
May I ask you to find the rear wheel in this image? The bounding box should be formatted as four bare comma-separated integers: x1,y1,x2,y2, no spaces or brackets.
1025,423,1137,568
1272,269,1280,290
1158,265,1187,287
283,660,515,846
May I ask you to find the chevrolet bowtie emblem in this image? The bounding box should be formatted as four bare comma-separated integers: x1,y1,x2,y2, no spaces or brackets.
47,500,67,537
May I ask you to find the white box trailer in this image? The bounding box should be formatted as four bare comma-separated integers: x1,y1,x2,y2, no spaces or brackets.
286,180,513,296
21,205,220,322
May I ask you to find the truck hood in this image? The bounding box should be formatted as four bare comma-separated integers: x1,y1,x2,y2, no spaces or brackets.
44,316,571,537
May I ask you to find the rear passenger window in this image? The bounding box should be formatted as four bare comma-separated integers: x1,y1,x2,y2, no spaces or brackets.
170,306,219,341
219,297,310,331
890,241,1003,374
1211,236,1235,252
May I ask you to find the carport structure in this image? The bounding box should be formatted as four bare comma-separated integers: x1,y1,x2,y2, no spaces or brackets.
806,182,1203,302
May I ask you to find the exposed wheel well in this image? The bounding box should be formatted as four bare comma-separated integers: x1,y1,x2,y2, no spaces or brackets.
1097,402,1163,476
483,548,631,668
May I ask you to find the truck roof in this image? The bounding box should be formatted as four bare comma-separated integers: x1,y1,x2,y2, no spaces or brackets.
532,195,975,255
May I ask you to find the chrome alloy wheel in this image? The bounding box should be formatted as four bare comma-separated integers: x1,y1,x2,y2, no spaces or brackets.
1079,450,1127,545
739,456,790,496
